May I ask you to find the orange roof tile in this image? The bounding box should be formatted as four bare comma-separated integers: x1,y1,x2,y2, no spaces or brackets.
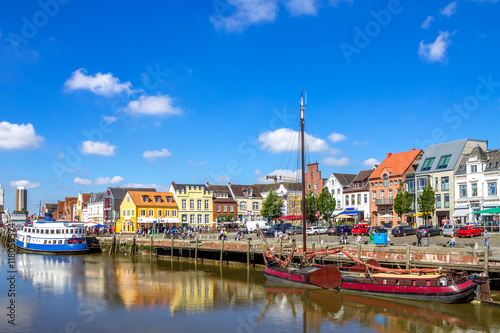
369,149,423,179
127,191,178,208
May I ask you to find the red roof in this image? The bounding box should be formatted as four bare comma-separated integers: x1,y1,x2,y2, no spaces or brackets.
370,149,423,179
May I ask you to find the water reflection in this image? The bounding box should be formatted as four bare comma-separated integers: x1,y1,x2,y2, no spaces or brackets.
3,249,500,333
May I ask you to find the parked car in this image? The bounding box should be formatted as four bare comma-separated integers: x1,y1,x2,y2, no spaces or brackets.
352,223,370,236
391,226,416,237
306,226,327,235
262,223,292,236
370,226,388,234
286,226,303,235
246,221,270,233
238,226,249,234
417,225,442,237
327,225,352,236
457,225,483,238
443,224,461,237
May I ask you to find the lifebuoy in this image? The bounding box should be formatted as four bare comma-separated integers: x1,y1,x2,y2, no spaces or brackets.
72,235,76,238
80,234,84,238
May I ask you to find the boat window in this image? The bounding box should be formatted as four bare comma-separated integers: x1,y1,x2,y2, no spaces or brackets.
50,229,55,234
426,280,431,286
44,240,47,244
59,240,62,244
396,280,400,285
56,229,61,234
383,279,387,285
45,229,49,234
412,280,416,286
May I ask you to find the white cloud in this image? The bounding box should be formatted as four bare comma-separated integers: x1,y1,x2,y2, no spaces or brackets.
328,132,346,143
9,180,40,189
74,176,124,186
81,141,117,156
329,0,353,7
188,160,207,165
352,141,369,146
418,31,454,63
286,0,319,16
254,169,262,176
256,169,300,183
421,16,434,29
210,0,279,32
64,68,135,96
103,116,118,123
143,148,172,161
0,122,44,150
440,1,457,17
258,128,328,153
125,94,183,116
322,157,351,167
329,148,343,155
363,158,380,166
217,175,231,184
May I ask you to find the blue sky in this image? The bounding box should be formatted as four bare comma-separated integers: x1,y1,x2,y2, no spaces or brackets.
0,0,499,213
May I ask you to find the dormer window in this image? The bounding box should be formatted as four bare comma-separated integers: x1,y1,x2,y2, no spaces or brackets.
142,195,150,202
154,196,162,203
248,188,253,197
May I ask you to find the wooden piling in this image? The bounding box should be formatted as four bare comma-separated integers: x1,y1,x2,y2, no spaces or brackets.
485,247,489,273
220,237,225,265
279,236,283,260
247,239,251,269
171,237,174,258
195,237,199,261
358,243,361,260
109,234,116,254
406,245,410,270
150,236,153,257
312,243,316,264
130,236,136,256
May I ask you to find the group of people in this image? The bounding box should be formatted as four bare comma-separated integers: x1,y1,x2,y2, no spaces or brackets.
274,230,289,243
448,229,491,248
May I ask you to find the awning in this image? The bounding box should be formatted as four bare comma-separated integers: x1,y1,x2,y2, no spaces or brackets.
335,214,353,219
338,210,362,215
472,207,500,214
452,209,469,217
455,204,468,209
483,202,500,208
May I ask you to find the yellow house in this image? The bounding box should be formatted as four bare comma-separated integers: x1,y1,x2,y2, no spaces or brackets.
75,193,90,222
169,183,213,228
117,190,179,233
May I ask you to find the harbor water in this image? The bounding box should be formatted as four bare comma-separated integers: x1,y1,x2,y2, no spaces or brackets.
1,245,500,333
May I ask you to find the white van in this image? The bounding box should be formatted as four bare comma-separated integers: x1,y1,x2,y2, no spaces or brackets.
246,220,270,233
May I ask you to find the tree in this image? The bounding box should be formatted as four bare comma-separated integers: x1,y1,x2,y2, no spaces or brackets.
393,183,412,223
317,187,336,225
217,214,233,223
418,184,436,224
304,191,318,225
260,190,284,223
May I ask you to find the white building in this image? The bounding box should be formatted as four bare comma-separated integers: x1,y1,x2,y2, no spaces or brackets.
454,145,500,223
86,192,106,224
342,169,374,222
324,173,356,216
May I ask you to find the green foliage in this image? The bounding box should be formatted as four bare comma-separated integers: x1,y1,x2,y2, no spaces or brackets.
394,183,412,220
304,191,318,224
418,184,436,222
216,214,233,223
317,187,336,225
260,190,284,222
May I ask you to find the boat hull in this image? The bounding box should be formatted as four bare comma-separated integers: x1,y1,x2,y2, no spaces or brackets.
263,265,343,290
15,239,89,254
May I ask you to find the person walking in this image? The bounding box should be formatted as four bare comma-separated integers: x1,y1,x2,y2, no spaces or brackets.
416,230,422,247
485,229,490,249
449,234,456,248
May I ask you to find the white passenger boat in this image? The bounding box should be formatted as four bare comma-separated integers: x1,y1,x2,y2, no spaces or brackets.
15,218,89,254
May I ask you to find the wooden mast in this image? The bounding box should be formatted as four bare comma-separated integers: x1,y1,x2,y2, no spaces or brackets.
300,89,307,254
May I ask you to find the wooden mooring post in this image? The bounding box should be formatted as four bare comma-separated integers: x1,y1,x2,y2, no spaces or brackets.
312,243,316,264
150,236,153,257
485,247,489,273
109,234,116,255
171,237,174,258
406,245,410,270
247,239,251,269
195,237,199,261
220,238,225,265
130,236,136,256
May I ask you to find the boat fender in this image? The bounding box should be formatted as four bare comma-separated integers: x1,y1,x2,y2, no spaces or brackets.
80,234,84,238
72,234,76,238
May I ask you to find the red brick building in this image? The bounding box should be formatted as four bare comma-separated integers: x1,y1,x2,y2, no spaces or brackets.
206,184,237,225
305,163,326,196
369,149,423,228
62,197,77,221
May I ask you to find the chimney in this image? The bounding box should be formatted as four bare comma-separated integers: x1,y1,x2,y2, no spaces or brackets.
411,148,415,151
387,152,392,158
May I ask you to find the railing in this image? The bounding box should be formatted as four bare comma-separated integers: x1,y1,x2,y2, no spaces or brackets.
375,199,394,206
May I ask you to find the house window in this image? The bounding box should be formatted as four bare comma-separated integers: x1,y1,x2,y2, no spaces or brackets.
223,205,227,212
345,196,349,206
388,189,393,199
351,195,355,205
307,184,311,190
190,214,195,224
364,194,368,204
172,210,177,217
337,189,340,194
459,185,467,198
444,194,450,208
421,157,435,171
165,209,170,217
471,165,477,173
314,183,318,189
230,205,234,213
441,177,449,191
148,209,154,217
126,209,130,217
205,200,210,210
182,200,186,210
435,177,439,190
417,178,427,192
217,205,221,213
205,214,210,224
197,200,202,210
126,196,130,203
384,174,388,187
472,183,478,197
140,209,146,217
131,210,135,217
380,190,385,199
372,191,376,201
253,202,259,210
122,209,126,217
240,201,247,210
158,209,162,217
436,194,441,208
436,155,451,169
190,200,195,210
197,214,202,223
406,180,415,193
488,182,497,196
154,196,162,203
357,194,361,205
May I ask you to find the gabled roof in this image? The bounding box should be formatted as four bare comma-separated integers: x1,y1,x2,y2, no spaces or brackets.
254,182,301,193
88,191,106,203
344,169,374,193
455,146,500,175
107,187,156,200
228,184,262,198
127,191,177,208
81,193,90,203
370,149,423,179
332,173,357,187
415,139,468,174
170,183,210,193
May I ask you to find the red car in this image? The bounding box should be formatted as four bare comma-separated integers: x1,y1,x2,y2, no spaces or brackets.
352,223,370,236
457,225,483,238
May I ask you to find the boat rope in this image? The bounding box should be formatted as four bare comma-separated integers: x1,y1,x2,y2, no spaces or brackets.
258,225,296,268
